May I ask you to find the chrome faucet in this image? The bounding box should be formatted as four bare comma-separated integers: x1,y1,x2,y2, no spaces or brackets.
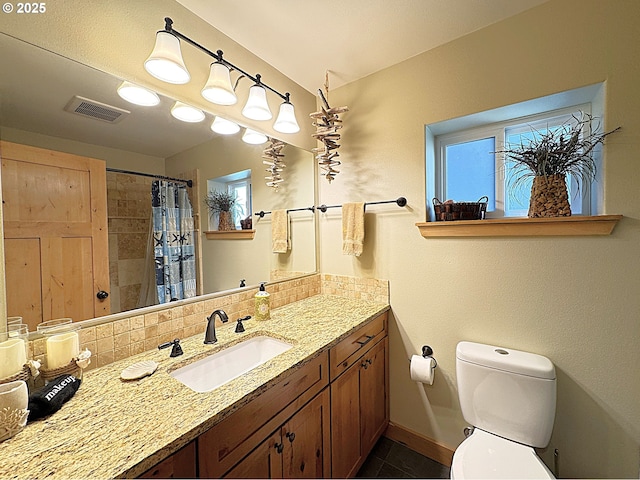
204,309,229,344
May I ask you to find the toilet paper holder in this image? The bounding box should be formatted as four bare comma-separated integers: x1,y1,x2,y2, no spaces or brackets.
408,345,438,368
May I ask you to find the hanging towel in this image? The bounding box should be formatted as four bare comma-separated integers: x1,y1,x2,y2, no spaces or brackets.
342,202,365,256
272,209,290,253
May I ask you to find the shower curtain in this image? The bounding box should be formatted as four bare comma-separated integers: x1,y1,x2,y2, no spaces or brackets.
147,180,196,304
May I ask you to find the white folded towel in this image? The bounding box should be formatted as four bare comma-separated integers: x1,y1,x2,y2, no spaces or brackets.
272,209,290,253
342,202,365,256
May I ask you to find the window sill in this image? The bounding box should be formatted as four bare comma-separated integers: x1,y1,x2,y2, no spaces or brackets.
204,230,255,240
415,215,622,238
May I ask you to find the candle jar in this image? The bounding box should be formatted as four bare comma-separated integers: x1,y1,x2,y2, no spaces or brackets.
0,325,28,382
37,319,81,375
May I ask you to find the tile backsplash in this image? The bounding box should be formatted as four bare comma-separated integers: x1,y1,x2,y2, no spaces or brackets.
28,273,389,371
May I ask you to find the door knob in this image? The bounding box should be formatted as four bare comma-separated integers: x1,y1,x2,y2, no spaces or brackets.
96,290,109,300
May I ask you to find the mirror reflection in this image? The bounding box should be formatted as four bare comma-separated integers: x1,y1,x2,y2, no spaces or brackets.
0,33,317,332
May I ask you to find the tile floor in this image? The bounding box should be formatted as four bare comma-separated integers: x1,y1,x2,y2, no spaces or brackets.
356,436,451,479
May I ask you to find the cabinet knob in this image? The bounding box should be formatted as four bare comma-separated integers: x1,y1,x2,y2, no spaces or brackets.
366,358,372,365
361,361,368,370
96,290,109,300
274,442,284,454
286,432,296,443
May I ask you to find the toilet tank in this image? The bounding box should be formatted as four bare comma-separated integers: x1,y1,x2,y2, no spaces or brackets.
456,341,556,448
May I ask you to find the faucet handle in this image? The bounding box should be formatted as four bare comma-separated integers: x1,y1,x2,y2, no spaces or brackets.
235,315,251,333
158,338,183,357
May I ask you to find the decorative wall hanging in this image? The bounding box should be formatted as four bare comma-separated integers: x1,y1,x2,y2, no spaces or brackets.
263,138,286,190
310,73,348,183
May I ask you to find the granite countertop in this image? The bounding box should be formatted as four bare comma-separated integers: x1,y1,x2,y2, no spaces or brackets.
0,295,389,479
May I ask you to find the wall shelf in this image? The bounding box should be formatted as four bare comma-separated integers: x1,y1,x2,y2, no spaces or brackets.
204,230,255,240
416,215,622,238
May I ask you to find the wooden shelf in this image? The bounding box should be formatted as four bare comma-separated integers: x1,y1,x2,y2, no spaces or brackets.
204,230,255,240
416,215,622,238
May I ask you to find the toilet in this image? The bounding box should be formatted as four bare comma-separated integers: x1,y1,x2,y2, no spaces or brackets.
451,341,557,479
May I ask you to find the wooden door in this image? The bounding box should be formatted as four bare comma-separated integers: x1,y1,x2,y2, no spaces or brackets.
139,441,196,479
330,360,362,478
360,338,389,455
1,141,110,330
224,431,284,479
282,389,330,479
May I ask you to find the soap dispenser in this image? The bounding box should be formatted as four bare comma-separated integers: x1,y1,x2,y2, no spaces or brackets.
255,282,271,321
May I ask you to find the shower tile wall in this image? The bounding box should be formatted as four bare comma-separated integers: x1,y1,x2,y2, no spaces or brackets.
107,172,153,314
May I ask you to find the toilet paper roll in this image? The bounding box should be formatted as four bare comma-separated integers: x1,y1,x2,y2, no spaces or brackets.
410,354,436,385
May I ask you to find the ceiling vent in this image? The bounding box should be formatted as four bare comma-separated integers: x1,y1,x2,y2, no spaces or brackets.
64,96,130,124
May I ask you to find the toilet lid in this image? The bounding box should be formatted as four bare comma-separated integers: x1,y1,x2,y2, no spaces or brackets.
451,429,555,479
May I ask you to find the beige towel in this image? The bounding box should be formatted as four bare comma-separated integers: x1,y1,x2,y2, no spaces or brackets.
342,202,365,256
272,209,290,253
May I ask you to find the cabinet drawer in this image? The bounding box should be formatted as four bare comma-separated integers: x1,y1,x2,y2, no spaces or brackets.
199,351,329,477
329,312,387,380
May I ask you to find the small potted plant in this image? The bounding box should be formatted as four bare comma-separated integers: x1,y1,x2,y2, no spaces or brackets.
499,112,620,218
204,190,242,231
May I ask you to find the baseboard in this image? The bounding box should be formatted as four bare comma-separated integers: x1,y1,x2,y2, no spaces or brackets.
384,422,455,467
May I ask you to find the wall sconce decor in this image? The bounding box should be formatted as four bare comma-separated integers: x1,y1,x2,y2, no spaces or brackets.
145,17,300,134
262,138,286,190
311,74,348,183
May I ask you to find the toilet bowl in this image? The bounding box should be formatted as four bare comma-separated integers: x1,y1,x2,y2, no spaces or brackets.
452,341,557,479
451,429,555,479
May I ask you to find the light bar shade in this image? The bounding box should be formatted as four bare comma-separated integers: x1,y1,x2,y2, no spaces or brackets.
273,101,300,133
242,84,272,121
242,128,268,145
144,31,190,84
201,62,237,106
117,81,160,106
171,102,205,123
211,116,240,135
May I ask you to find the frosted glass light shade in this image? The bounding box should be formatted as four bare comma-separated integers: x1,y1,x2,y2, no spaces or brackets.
171,102,205,123
242,85,272,121
144,31,190,84
117,81,160,106
273,102,300,133
242,128,268,145
201,63,237,105
211,116,240,135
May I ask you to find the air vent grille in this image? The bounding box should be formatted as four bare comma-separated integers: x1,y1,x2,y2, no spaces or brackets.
64,96,130,123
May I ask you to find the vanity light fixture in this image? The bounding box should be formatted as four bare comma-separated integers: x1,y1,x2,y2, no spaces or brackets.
117,81,160,106
170,101,205,123
144,30,191,84
145,17,299,132
241,76,272,121
211,116,240,135
273,94,300,133
201,61,237,106
242,128,268,145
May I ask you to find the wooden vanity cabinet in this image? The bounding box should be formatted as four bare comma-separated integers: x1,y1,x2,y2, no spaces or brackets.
139,441,196,479
329,313,389,478
199,352,329,478
224,389,331,478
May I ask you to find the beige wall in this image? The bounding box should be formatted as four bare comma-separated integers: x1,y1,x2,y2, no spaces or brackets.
319,0,640,477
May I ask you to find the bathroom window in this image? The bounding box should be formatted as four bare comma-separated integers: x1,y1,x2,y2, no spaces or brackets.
207,169,252,230
426,84,605,220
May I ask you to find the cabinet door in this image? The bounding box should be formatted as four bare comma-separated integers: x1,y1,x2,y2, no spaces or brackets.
281,389,330,479
224,431,284,479
360,337,389,455
330,360,362,478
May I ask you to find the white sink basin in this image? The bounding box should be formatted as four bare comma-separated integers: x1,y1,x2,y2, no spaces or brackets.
170,336,292,393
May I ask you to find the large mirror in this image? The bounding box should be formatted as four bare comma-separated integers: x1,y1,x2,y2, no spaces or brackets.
0,33,317,331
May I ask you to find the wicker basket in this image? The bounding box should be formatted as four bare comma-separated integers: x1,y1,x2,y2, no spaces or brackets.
432,196,488,221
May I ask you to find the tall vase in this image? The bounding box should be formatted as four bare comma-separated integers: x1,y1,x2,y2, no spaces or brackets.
218,211,234,231
528,174,571,218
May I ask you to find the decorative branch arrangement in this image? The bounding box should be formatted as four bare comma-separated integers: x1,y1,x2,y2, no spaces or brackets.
310,75,348,183
263,138,286,190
